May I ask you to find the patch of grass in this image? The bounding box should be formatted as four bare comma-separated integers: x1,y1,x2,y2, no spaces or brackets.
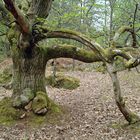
46,74,80,90
0,97,23,125
0,96,63,127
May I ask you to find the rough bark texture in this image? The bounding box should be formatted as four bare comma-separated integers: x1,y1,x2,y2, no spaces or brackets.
12,47,46,97
28,0,53,19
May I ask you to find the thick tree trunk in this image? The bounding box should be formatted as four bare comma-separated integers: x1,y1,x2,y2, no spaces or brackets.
11,45,52,115
12,48,46,97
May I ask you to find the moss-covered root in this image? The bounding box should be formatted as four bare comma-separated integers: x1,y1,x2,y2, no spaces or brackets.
13,88,35,108
32,91,60,115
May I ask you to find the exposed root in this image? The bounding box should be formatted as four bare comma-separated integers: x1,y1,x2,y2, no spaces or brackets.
13,88,35,108
32,91,61,115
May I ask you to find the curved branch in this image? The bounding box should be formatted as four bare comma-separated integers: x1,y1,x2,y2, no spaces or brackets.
42,44,140,69
113,26,132,43
37,27,108,62
112,49,133,60
37,27,140,68
43,44,102,63
110,48,140,68
3,0,30,34
113,26,137,48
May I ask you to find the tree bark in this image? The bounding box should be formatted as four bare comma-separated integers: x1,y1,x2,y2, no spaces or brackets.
11,45,47,110
12,47,46,97
107,63,140,124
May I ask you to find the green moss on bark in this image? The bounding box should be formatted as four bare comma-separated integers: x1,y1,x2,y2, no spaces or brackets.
32,91,61,115
13,88,35,108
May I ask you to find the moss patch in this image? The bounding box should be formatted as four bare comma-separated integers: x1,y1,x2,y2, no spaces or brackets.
32,91,61,115
28,107,62,127
114,56,126,71
0,95,62,127
0,97,23,125
46,74,80,90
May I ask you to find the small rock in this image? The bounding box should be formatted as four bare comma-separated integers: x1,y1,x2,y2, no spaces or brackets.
25,101,32,111
35,108,48,115
56,126,65,134
20,113,26,119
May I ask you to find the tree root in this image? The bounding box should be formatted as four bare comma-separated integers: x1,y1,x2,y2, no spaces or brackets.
12,90,60,116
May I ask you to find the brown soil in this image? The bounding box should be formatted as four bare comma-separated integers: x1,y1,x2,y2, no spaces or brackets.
0,69,140,140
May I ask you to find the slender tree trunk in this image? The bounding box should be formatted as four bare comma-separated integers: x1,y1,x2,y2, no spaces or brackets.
104,0,108,45
52,59,57,78
109,5,113,46
107,63,140,124
72,59,75,71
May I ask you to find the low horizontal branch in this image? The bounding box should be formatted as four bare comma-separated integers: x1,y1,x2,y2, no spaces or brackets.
44,44,102,63
43,44,140,68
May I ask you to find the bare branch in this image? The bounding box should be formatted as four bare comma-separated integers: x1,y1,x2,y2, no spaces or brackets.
131,3,138,47
132,3,138,31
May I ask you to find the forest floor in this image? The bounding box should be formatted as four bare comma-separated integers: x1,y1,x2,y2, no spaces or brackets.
0,63,140,139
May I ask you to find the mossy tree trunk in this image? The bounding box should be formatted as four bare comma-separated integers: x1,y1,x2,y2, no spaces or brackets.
11,44,51,114
12,48,46,98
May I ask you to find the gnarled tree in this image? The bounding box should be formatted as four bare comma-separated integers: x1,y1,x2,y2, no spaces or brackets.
1,0,140,124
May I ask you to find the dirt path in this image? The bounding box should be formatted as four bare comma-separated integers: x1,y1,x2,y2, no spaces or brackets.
0,70,140,140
